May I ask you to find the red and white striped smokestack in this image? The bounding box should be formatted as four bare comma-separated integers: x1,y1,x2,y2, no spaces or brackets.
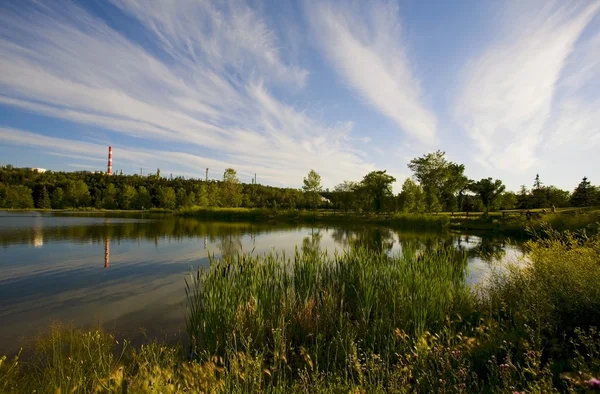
107,146,113,175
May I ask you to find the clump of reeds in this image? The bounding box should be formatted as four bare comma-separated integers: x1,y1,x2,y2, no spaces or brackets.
185,245,469,373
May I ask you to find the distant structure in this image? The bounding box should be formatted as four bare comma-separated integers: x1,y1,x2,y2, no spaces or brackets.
107,146,113,175
23,167,47,173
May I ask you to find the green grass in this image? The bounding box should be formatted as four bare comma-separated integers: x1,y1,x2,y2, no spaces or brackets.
3,229,600,392
450,211,600,237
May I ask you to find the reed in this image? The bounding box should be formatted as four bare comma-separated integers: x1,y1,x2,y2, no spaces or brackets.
3,229,600,392
185,245,469,372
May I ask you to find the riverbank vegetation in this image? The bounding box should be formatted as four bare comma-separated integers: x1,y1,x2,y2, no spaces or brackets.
2,228,600,392
2,151,598,214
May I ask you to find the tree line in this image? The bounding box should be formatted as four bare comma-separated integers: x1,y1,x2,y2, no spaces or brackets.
1,152,598,212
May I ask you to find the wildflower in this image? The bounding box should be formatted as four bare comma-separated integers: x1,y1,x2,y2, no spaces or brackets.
589,378,600,389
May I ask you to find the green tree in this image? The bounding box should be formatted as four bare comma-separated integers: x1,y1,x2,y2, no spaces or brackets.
333,181,357,212
497,192,517,210
64,180,91,207
134,186,152,209
3,185,34,208
570,177,593,207
302,170,322,209
102,183,118,209
471,178,505,214
37,186,51,209
516,185,532,209
176,188,191,208
195,184,209,207
407,151,465,212
359,170,396,211
533,174,543,190
119,185,137,210
222,168,242,207
51,187,65,209
398,178,424,213
158,187,177,209
545,186,570,208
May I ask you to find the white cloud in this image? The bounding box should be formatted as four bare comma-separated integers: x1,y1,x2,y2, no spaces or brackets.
456,1,600,172
308,0,437,144
0,0,373,187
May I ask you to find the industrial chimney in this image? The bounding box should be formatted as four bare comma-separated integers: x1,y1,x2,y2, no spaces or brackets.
107,146,113,175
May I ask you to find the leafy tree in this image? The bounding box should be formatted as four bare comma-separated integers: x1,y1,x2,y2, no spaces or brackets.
302,170,322,209
37,186,51,209
471,178,505,214
176,188,192,207
3,185,34,208
359,170,396,211
407,151,465,212
222,168,242,207
102,183,118,209
516,185,532,209
497,192,517,210
158,187,177,209
398,178,424,213
64,180,91,207
119,185,137,210
51,187,65,209
207,183,221,207
195,184,209,207
333,181,358,212
135,186,152,210
570,177,594,207
545,186,570,208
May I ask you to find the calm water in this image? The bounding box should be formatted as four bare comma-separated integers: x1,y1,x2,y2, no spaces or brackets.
0,211,525,354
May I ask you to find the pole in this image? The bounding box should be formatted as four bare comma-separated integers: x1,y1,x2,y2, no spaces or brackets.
206,168,209,182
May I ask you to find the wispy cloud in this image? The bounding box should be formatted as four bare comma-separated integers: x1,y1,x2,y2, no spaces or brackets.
0,0,373,187
456,1,600,171
308,0,437,144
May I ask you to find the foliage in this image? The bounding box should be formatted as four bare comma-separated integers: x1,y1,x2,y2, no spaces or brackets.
158,187,177,210
0,159,590,214
222,168,243,207
398,178,424,213
571,176,594,207
358,170,396,211
407,150,467,212
36,186,51,209
302,169,322,209
470,177,505,214
4,230,600,392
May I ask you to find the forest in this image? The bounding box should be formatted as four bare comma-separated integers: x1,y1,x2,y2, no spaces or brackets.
1,151,598,212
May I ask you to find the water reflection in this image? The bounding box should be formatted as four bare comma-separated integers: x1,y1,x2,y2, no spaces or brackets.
0,212,525,355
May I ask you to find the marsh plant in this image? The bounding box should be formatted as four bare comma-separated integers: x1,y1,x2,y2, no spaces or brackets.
2,229,600,392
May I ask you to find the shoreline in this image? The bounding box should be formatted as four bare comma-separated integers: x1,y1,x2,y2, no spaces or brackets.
3,207,599,237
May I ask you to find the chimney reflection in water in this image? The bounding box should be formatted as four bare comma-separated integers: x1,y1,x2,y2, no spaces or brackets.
104,237,110,268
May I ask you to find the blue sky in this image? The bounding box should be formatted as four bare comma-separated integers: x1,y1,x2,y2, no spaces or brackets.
1,0,599,192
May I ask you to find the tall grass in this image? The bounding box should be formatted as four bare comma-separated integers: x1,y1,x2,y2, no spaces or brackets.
3,229,600,392
185,246,469,371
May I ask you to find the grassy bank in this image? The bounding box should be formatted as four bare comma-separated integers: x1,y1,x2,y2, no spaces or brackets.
2,229,600,392
450,211,600,237
178,207,450,231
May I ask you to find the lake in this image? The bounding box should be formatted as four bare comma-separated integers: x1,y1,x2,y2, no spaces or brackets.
0,211,525,354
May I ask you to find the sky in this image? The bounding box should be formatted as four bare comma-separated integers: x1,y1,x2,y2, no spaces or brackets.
0,0,599,192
